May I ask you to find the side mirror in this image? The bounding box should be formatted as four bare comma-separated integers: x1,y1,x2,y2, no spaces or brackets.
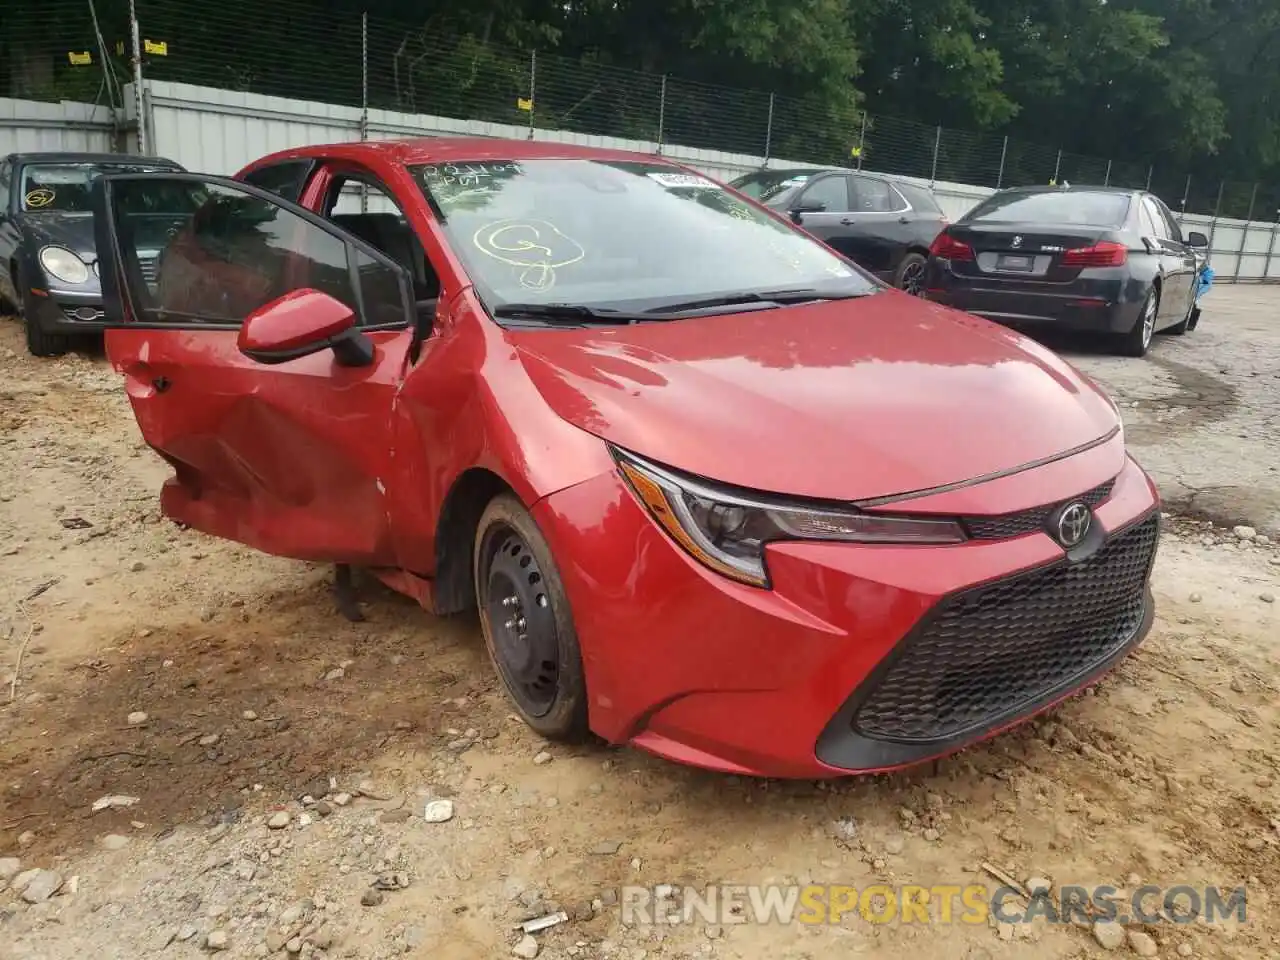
1185,231,1209,249
238,289,373,367
790,198,826,222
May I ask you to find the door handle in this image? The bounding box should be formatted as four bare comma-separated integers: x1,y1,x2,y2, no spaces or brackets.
152,376,172,393
839,218,856,226
898,216,910,224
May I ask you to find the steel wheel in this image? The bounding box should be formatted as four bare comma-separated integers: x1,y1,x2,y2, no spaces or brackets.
482,526,559,716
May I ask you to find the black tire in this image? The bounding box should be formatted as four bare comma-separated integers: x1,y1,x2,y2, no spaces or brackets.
474,493,589,742
1118,288,1158,357
894,252,927,296
16,264,70,358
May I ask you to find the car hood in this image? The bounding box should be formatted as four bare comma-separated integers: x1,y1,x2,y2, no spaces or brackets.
19,212,98,261
510,293,1120,502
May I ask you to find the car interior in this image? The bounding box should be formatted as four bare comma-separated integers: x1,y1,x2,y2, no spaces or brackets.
322,177,441,329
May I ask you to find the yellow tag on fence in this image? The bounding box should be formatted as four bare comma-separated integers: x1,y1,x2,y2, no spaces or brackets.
144,39,168,56
68,51,92,65
517,98,534,111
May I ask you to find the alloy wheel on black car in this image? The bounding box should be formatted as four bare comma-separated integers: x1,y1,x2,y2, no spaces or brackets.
1119,289,1158,357
896,253,927,296
474,493,589,741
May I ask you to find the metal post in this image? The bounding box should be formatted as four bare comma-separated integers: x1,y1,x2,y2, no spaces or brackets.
127,0,147,154
996,135,1007,188
930,126,942,186
527,50,536,140
1264,214,1279,282
763,93,775,165
1052,148,1061,184
1234,183,1258,282
1207,181,1224,254
856,111,867,171
360,12,368,213
1145,165,1153,191
1103,159,1112,186
1179,174,1191,220
656,75,667,153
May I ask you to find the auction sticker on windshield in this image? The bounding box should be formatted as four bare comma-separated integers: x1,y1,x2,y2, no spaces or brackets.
646,172,719,189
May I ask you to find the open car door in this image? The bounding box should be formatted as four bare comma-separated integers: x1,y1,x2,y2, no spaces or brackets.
92,172,416,565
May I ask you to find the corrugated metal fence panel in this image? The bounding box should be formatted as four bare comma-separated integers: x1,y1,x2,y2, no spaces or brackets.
0,97,115,154
10,82,1278,281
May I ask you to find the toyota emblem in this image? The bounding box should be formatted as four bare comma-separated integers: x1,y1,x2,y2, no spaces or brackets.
1055,502,1092,548
1011,235,1023,248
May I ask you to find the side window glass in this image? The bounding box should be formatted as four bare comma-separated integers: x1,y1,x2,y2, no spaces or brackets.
324,173,441,302
851,177,897,213
1142,199,1169,241
1156,199,1183,242
799,175,849,213
107,177,406,328
0,162,11,206
240,162,314,204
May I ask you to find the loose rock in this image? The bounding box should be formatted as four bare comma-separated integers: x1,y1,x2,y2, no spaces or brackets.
1233,525,1257,541
360,888,385,907
423,799,455,823
512,934,540,959
1261,592,1275,604
21,869,63,903
533,751,552,765
206,929,230,951
592,840,623,855
0,858,21,884
127,711,149,725
1127,930,1159,957
267,811,292,830
1176,944,1193,957
1092,920,1126,951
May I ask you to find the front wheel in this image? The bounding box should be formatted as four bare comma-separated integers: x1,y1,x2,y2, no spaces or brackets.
17,264,70,358
1117,288,1158,357
894,253,927,296
474,493,589,741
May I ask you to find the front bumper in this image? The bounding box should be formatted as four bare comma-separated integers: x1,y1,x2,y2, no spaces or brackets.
534,438,1159,779
28,287,108,333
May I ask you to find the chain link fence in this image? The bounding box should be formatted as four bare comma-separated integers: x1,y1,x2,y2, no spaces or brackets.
8,0,1280,232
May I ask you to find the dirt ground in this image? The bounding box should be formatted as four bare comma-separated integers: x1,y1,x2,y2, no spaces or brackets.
2,287,1279,960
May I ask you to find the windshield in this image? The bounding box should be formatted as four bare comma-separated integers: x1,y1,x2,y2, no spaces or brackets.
411,159,874,313
966,191,1130,227
19,162,179,214
730,170,815,207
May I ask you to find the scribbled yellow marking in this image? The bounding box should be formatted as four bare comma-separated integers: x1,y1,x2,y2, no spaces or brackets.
24,189,55,209
473,219,585,291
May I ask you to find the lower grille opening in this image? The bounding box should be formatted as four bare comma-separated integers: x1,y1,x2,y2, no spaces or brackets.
850,512,1158,743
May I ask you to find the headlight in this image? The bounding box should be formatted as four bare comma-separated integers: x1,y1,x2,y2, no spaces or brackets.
614,449,966,588
39,246,90,285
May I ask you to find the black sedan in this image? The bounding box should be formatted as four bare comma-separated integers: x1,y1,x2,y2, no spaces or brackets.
0,151,185,356
923,185,1207,357
730,167,947,294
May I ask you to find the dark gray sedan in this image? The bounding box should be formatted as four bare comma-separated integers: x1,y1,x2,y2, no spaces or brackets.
923,185,1207,357
0,151,185,356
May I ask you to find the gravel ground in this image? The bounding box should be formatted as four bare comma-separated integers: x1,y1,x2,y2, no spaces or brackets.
1,288,1279,960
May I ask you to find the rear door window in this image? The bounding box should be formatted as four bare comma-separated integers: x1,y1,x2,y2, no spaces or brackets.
1141,197,1170,240
967,191,1130,226
850,176,906,213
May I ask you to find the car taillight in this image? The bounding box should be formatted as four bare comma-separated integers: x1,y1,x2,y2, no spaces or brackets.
1061,241,1128,268
929,232,974,261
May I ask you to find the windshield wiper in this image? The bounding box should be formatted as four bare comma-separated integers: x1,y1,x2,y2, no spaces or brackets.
644,287,873,315
492,303,649,325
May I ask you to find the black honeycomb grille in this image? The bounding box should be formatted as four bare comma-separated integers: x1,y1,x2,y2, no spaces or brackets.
851,513,1158,743
963,480,1115,541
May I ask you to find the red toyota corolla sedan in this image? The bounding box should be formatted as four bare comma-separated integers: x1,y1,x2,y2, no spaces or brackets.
85,138,1160,779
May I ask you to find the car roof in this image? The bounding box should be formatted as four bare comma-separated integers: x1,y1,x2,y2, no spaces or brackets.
992,184,1139,197
256,137,688,169
7,151,181,165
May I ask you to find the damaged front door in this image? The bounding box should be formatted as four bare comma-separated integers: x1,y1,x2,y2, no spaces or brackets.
92,173,415,564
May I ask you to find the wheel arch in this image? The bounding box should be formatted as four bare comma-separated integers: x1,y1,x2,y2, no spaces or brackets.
432,466,518,615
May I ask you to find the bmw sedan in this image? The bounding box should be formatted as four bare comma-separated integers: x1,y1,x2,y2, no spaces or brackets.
923,185,1207,357
86,140,1160,778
